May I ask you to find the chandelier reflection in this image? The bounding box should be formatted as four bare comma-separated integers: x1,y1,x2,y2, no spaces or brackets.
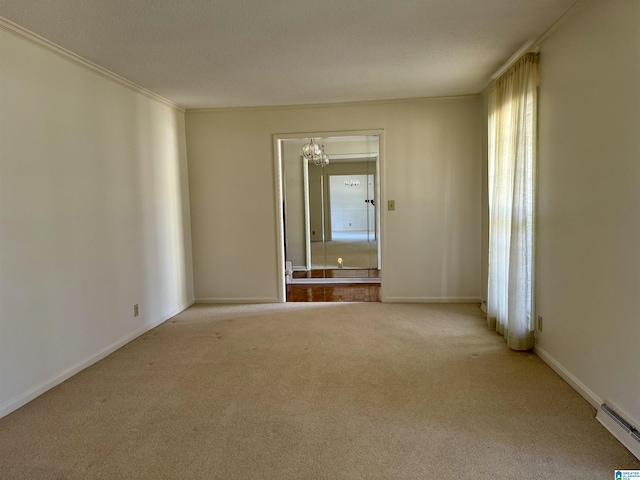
302,138,330,167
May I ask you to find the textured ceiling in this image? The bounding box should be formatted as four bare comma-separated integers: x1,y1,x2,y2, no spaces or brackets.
0,0,577,109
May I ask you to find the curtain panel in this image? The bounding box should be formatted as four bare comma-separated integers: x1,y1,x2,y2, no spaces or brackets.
487,52,538,351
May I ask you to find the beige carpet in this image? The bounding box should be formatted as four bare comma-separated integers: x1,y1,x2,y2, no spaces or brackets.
1,303,638,479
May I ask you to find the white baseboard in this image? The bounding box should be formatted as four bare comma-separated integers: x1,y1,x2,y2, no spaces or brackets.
0,300,194,420
196,297,281,304
382,296,481,304
533,345,603,409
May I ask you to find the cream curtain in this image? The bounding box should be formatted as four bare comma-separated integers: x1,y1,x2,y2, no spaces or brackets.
487,52,538,351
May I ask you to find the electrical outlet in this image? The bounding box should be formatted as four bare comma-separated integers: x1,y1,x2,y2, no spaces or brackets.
134,304,139,317
388,200,395,211
537,315,543,331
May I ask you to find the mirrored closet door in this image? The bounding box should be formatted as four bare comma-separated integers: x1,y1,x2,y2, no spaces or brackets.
282,134,381,286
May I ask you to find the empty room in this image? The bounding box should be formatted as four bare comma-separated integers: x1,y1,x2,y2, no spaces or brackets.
0,0,638,478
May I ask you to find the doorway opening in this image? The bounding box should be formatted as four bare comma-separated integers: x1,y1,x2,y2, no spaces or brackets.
273,131,383,302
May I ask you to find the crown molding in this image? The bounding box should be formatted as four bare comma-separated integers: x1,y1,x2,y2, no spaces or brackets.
0,16,186,113
186,94,481,114
534,0,594,47
487,0,594,85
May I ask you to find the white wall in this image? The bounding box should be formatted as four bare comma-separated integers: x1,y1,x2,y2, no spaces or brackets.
0,24,194,417
186,97,482,302
535,0,640,425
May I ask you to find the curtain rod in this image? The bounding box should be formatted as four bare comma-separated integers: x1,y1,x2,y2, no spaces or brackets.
490,40,538,81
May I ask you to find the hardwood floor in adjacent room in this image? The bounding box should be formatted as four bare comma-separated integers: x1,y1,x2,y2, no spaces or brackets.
286,284,381,302
287,269,381,302
291,269,381,279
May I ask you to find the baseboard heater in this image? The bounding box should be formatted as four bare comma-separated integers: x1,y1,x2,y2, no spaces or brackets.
596,403,640,460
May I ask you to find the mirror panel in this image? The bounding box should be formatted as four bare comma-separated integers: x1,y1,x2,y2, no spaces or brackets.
282,134,380,281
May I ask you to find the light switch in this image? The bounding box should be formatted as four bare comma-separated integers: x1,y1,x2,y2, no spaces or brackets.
388,200,395,211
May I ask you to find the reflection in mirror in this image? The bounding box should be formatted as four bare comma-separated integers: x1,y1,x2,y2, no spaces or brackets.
282,134,380,283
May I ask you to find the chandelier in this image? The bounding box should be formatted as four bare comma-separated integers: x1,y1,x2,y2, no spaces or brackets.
302,138,330,167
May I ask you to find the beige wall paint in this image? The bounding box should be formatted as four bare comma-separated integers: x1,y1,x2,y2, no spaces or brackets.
186,97,482,302
0,27,194,416
536,0,640,424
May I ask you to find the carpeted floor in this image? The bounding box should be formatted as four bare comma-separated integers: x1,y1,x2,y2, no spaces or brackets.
1,303,638,479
